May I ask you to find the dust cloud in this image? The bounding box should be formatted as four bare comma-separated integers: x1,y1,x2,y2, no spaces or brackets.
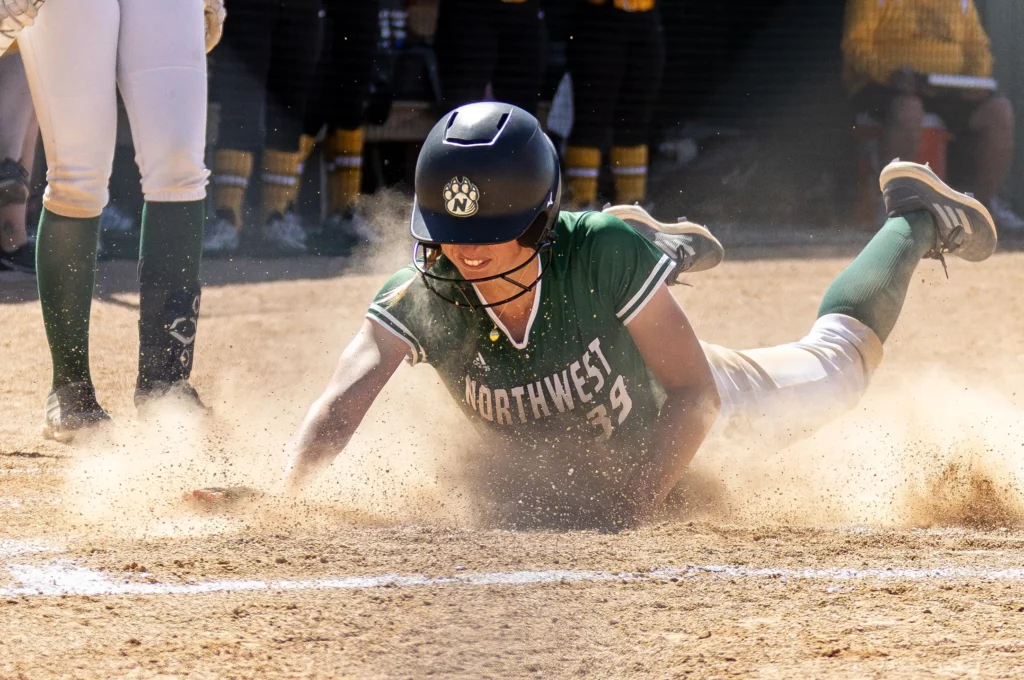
683,369,1024,529
53,192,1024,535
60,363,477,538
61,361,1024,538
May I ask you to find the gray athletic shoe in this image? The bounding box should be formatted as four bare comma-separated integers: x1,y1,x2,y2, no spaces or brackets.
203,212,240,258
880,160,997,263
42,382,111,443
602,204,725,282
261,211,307,256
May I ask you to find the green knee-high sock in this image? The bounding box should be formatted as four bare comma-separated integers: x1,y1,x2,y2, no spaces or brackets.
818,210,935,343
35,209,102,391
137,200,205,389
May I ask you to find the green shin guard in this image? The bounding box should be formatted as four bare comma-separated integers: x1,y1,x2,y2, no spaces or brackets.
817,210,935,344
35,209,101,390
136,200,205,395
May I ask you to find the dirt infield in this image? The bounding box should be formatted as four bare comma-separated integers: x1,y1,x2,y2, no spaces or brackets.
4,243,1024,678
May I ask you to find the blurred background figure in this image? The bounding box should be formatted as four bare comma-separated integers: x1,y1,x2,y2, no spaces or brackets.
564,0,665,211
205,0,322,257
302,0,382,255
842,0,1024,233
0,46,38,274
433,0,546,115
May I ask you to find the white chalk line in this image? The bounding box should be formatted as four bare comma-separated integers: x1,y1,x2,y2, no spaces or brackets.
4,535,1024,598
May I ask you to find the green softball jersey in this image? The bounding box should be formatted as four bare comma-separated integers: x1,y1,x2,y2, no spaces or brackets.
366,210,675,459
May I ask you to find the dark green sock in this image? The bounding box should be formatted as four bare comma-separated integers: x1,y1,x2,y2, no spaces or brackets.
817,210,935,343
137,200,205,388
35,209,101,390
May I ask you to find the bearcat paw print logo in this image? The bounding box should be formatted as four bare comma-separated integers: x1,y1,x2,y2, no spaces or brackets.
444,177,479,217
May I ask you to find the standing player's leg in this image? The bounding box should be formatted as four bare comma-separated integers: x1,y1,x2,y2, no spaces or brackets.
610,7,664,206
317,0,379,251
702,161,996,450
492,0,545,116
564,2,625,210
256,0,322,255
434,0,499,111
205,0,274,257
116,0,209,405
18,0,121,439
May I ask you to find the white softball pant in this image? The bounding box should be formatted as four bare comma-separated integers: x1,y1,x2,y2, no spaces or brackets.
702,313,884,450
18,0,209,218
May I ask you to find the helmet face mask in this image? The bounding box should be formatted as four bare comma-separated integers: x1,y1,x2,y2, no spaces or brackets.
410,102,562,309
412,215,557,310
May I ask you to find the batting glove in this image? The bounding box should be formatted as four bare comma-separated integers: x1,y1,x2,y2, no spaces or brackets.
204,0,226,53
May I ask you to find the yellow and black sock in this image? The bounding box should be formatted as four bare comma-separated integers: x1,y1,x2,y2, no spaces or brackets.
565,146,601,209
611,144,648,205
259,149,302,224
326,128,364,215
298,134,317,169
212,149,253,228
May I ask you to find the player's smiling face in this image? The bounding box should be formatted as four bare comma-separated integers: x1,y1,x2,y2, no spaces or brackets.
441,240,534,281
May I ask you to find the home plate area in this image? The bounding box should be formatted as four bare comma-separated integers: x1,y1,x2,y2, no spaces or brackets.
6,255,1024,676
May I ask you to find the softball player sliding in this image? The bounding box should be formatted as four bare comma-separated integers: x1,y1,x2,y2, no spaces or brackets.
259,103,994,530
7,0,225,441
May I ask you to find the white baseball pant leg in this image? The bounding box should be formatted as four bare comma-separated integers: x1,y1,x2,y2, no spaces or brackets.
18,0,208,219
701,313,885,451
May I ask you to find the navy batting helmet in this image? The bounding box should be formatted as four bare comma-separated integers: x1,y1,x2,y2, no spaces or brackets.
410,102,561,308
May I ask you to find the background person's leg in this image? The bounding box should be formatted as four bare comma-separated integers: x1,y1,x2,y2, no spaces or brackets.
0,51,37,269
967,94,1015,208
256,0,322,254
882,93,924,165
208,0,273,234
610,8,664,206
493,0,545,116
565,3,626,209
321,0,377,222
117,0,209,401
0,112,38,273
434,0,498,111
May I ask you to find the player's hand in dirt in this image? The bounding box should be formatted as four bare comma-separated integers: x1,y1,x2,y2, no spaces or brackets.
185,486,264,510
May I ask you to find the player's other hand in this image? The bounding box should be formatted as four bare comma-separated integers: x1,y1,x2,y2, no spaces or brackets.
203,0,225,53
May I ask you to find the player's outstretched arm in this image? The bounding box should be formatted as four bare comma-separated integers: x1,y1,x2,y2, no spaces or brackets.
624,284,721,520
284,318,408,493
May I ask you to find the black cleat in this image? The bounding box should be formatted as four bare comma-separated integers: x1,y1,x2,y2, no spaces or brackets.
603,204,724,283
880,160,997,263
42,382,111,443
134,379,208,413
136,287,207,414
